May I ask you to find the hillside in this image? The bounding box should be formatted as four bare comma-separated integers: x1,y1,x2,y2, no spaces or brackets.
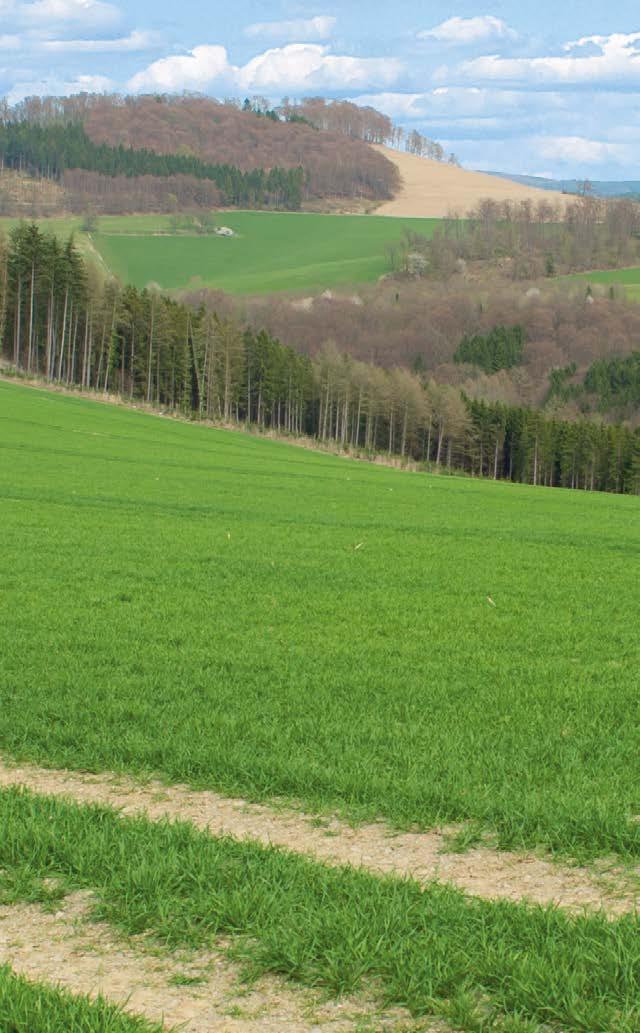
374,146,570,217
81,95,399,204
86,211,438,294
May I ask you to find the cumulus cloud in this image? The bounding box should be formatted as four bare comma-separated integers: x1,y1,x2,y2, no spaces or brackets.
237,44,402,91
453,31,640,88
244,16,336,42
127,44,229,92
419,16,516,45
128,42,403,94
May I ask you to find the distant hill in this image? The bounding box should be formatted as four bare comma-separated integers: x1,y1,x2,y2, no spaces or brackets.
373,147,570,218
486,172,640,199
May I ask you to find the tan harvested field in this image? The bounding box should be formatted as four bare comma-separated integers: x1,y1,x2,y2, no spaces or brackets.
373,145,570,218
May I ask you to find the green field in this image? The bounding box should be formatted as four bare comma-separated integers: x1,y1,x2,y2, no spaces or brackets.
1,380,639,859
0,211,438,295
562,265,640,301
3,380,640,1032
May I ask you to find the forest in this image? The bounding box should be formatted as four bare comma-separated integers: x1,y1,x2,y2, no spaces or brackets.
2,222,639,494
0,121,305,210
202,273,640,409
2,94,399,206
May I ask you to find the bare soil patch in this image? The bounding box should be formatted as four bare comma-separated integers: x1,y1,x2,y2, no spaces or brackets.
0,893,436,1032
373,147,570,218
1,759,636,914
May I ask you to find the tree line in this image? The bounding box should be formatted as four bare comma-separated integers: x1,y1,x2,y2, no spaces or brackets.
0,121,305,210
2,223,639,494
399,196,640,280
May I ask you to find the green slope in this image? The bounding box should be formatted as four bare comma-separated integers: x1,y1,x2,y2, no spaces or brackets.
1,380,639,858
91,211,438,294
0,211,437,295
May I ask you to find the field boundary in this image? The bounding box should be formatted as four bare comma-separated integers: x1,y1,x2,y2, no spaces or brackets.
0,373,436,476
0,759,635,914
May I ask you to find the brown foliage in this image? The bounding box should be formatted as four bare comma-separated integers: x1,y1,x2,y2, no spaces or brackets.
283,97,393,144
63,169,222,214
185,279,640,409
79,95,399,202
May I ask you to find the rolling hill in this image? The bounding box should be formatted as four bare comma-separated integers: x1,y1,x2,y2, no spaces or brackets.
373,145,571,217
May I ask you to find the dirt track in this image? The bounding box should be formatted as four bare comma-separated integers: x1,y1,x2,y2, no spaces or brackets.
1,758,636,914
374,146,570,218
0,894,435,1033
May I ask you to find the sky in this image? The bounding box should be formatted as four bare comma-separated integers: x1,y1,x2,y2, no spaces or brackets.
1,0,640,178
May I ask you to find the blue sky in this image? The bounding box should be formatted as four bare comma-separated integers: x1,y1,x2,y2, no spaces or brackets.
2,0,639,178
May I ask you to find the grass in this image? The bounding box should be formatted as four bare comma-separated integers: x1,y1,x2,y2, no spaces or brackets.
0,963,160,1032
2,787,640,1032
1,380,640,860
0,211,438,294
561,266,640,301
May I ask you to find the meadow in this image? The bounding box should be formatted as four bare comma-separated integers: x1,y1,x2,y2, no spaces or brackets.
0,211,438,294
562,265,640,301
1,380,639,860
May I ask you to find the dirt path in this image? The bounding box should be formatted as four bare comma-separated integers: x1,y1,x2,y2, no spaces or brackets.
0,759,636,914
0,894,437,1032
373,146,570,218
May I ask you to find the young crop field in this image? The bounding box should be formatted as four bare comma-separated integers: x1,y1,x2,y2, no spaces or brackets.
0,211,438,295
2,379,640,1033
1,379,639,858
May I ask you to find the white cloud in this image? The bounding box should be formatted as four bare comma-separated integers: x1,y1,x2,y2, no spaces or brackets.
535,135,628,164
0,34,21,49
419,16,515,45
128,42,403,94
236,44,402,92
19,0,120,28
453,31,640,87
127,44,230,92
244,16,336,43
42,29,158,52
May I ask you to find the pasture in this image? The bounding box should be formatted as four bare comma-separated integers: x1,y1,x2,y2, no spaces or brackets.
2,379,640,1033
0,211,438,295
